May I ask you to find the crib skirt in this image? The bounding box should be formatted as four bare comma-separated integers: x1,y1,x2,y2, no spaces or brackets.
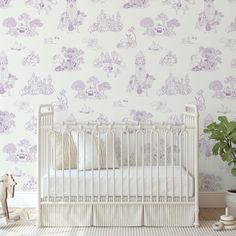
40,204,195,227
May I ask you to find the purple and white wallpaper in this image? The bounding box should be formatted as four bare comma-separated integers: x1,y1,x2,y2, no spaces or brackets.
0,0,236,193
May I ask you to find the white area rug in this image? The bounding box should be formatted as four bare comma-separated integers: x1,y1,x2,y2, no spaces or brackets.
0,221,236,236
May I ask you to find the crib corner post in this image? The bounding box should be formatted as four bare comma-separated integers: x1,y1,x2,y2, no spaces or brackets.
194,105,199,228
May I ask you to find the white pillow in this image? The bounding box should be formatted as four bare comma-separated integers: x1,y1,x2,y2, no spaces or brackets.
72,131,119,170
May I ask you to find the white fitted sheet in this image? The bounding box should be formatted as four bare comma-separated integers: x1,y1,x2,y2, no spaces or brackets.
42,166,194,197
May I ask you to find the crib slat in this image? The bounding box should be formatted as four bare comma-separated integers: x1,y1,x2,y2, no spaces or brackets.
127,131,130,202
91,130,94,202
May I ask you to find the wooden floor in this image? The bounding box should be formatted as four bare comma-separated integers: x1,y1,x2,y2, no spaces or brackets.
1,208,225,221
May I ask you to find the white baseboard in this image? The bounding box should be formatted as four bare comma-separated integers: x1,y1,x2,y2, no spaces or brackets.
6,192,225,208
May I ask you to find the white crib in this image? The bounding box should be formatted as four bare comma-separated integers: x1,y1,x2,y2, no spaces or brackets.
38,104,199,227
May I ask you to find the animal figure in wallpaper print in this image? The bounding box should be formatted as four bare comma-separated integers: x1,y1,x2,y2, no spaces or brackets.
0,0,12,7
196,0,224,32
0,52,17,95
58,0,86,32
25,0,57,14
117,27,137,48
128,51,155,95
162,0,195,14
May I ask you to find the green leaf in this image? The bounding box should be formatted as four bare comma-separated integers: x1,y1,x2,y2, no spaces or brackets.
218,116,229,124
222,149,233,162
229,133,236,144
212,142,220,155
231,168,236,176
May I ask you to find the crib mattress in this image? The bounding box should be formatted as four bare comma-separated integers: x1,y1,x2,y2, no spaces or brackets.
42,166,194,198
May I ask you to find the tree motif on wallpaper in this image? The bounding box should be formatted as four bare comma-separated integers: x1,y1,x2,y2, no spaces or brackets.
53,47,84,71
159,51,177,66
0,111,15,134
199,173,222,192
140,14,180,37
226,17,236,33
157,73,192,96
24,115,37,134
117,27,137,48
94,51,125,78
20,73,54,96
162,0,195,14
209,76,236,99
194,89,206,112
3,139,37,162
191,47,222,71
0,52,18,96
22,176,37,191
2,13,43,36
25,0,57,14
71,76,112,99
22,51,40,66
58,0,86,32
123,0,149,8
0,0,13,7
52,89,68,112
130,110,153,122
231,58,236,69
127,51,155,96
196,0,224,33
89,10,123,33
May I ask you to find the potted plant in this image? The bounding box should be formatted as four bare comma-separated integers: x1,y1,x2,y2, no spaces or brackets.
204,116,236,216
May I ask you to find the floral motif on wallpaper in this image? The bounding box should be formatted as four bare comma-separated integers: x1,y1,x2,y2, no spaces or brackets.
199,173,222,192
196,0,224,33
3,139,37,162
157,73,192,96
140,14,180,37
0,51,18,95
209,76,236,99
162,0,195,14
89,10,123,33
2,13,43,37
25,0,57,15
94,51,125,78
71,76,112,99
127,51,155,95
53,47,84,72
20,73,54,96
117,27,137,48
0,111,15,133
191,47,222,71
58,0,86,32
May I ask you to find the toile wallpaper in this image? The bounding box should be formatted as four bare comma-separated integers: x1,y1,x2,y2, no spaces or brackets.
0,0,236,193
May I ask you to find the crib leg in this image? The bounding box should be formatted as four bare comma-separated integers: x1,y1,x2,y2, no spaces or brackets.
194,209,200,227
